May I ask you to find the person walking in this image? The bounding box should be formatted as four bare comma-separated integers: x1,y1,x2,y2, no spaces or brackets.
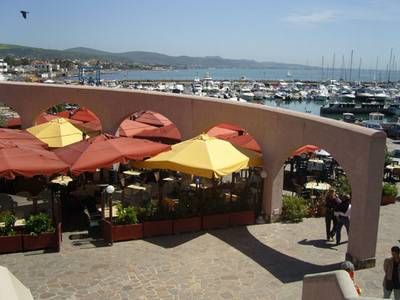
324,189,340,241
383,246,400,299
334,195,351,245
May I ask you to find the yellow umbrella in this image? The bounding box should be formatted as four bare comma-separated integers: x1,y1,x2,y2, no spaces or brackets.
134,134,252,178
26,118,84,148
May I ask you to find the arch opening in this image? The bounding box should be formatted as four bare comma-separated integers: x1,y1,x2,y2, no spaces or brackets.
0,103,22,129
282,144,352,245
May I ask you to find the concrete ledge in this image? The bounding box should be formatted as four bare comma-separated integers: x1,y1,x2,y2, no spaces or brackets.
302,270,382,300
346,252,376,270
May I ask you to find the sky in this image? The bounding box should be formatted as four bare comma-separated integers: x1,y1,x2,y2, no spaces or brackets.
1,0,400,68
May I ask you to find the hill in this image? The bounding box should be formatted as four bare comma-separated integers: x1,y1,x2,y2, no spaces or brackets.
0,43,313,69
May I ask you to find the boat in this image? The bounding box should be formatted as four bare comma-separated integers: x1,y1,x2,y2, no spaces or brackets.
342,113,356,123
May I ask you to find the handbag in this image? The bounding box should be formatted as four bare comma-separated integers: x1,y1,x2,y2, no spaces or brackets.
385,279,394,291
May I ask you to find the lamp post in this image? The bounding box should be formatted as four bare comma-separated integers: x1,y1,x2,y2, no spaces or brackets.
105,185,115,224
256,170,267,224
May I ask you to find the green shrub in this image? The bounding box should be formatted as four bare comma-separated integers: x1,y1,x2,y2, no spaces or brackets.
0,211,16,236
281,195,308,223
335,175,351,197
382,183,398,197
115,204,138,225
25,213,54,235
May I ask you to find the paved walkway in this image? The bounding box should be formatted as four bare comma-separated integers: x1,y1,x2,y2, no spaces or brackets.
1,202,399,300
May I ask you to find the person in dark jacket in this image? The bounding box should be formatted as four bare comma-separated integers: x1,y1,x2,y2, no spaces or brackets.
324,189,340,241
334,195,351,245
383,246,400,299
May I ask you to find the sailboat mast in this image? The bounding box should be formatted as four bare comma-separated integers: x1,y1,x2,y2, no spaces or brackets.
375,56,379,82
349,49,354,81
321,56,324,81
388,48,393,82
358,58,362,82
331,53,336,80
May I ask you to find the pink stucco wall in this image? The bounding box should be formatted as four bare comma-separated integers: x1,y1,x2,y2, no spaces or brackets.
0,82,386,267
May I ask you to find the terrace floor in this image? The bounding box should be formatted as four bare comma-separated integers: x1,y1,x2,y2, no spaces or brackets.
1,202,399,300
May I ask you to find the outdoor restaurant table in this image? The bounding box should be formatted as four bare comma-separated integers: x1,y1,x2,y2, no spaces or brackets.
126,184,147,191
162,177,175,182
385,164,400,180
305,181,331,191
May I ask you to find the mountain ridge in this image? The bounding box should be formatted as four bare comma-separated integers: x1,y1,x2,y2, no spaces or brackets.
0,43,315,69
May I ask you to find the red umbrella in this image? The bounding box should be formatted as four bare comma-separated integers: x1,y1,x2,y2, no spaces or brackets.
134,110,173,127
118,119,158,137
0,128,47,149
207,126,239,139
70,107,100,123
35,113,83,126
292,145,320,156
54,134,170,175
225,135,262,153
75,119,102,134
134,123,181,143
0,141,69,179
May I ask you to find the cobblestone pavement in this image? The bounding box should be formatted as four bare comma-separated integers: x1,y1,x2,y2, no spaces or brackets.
1,202,399,300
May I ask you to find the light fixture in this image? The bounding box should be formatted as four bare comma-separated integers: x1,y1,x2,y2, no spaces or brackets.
260,170,267,179
105,185,115,194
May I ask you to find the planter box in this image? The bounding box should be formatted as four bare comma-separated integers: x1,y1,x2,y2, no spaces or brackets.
23,232,57,251
0,235,23,254
202,214,229,230
101,219,113,245
143,220,173,237
112,223,143,242
382,195,396,205
229,211,255,227
173,217,202,234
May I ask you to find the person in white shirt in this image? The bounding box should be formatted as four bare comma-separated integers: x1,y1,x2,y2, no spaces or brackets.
334,194,351,245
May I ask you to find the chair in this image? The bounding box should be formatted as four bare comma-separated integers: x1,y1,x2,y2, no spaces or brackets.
0,193,16,213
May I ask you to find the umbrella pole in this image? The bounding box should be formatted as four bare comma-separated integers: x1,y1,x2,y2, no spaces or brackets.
101,191,105,219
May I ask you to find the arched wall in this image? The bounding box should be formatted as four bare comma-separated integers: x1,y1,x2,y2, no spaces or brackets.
0,82,386,268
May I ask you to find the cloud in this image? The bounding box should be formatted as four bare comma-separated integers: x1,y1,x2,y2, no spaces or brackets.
285,11,336,24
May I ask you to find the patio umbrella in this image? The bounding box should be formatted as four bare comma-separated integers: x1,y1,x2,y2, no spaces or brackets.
35,113,82,126
74,119,102,135
207,124,261,152
0,141,69,179
135,110,173,127
0,266,33,300
118,119,158,137
70,107,99,123
26,118,85,148
0,128,47,149
133,134,252,178
315,149,330,157
292,145,320,157
225,134,262,153
134,123,181,143
54,134,171,175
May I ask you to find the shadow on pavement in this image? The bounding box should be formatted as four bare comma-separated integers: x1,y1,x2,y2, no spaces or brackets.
298,238,340,250
144,231,205,248
211,227,341,283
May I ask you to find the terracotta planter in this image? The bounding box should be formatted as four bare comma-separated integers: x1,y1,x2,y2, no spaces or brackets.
202,214,229,230
143,220,173,237
229,211,255,227
173,217,202,234
0,235,23,254
23,232,57,251
381,195,396,205
112,223,143,242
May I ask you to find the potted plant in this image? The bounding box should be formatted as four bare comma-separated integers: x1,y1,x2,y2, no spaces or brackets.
0,211,22,254
173,191,201,234
281,195,308,223
23,213,57,251
141,200,173,238
112,204,143,242
382,182,397,205
202,190,230,230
